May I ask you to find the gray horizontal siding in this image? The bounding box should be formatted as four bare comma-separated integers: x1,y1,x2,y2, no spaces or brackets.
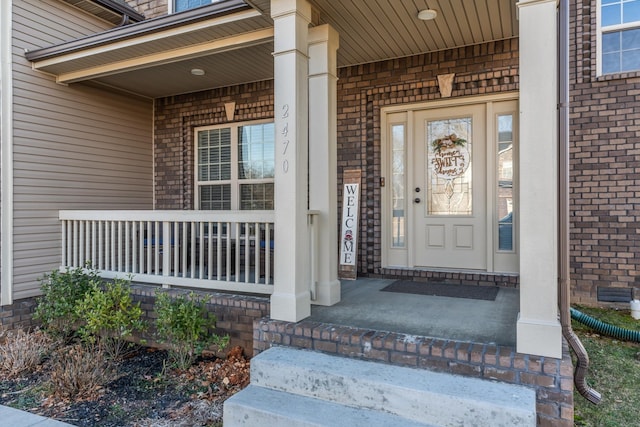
12,0,153,300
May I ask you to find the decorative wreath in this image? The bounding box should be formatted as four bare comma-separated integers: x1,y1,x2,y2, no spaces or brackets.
431,133,467,153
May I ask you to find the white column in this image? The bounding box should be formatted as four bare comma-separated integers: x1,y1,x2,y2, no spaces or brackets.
516,0,562,358
308,24,340,306
270,0,312,321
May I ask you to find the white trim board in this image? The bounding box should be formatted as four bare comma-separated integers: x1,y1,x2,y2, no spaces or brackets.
1,0,14,305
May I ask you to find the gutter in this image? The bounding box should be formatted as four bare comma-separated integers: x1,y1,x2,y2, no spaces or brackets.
558,0,601,405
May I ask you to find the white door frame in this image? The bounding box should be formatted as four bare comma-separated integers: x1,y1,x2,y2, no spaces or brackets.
381,93,519,273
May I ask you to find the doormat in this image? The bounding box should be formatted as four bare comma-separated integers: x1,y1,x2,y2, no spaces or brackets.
381,280,499,301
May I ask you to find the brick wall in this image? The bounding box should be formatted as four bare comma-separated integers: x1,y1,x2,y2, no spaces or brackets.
154,81,274,209
254,318,574,427
336,39,519,277
376,268,519,288
126,0,168,19
0,287,269,356
0,298,38,331
154,41,518,285
131,0,636,307
130,284,269,355
569,0,640,304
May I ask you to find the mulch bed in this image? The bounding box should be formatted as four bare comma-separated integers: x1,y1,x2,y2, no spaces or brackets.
0,345,249,426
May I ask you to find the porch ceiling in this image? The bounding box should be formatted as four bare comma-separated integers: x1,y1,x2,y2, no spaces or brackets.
26,0,518,98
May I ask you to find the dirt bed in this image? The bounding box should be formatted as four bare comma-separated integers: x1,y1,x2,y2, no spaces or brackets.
0,345,249,427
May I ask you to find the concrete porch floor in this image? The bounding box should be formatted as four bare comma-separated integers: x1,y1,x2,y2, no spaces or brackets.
309,277,519,347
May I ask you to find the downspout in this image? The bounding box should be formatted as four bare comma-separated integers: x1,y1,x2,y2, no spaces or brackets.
558,0,601,405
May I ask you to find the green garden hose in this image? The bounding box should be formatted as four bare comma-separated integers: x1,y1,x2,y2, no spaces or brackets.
570,307,640,343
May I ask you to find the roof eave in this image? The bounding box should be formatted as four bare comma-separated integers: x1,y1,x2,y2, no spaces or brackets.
26,0,254,62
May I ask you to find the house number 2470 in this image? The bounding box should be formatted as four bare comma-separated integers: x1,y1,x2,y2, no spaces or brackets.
281,104,290,173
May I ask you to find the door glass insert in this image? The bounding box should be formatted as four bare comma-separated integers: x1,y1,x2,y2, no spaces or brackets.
497,114,514,251
426,117,472,215
391,124,406,247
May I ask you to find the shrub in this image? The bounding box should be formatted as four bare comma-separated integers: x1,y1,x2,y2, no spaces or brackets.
0,328,53,378
33,265,98,340
75,278,145,360
154,291,229,370
48,343,115,401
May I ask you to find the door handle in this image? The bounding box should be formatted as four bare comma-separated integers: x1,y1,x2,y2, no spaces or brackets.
414,198,421,204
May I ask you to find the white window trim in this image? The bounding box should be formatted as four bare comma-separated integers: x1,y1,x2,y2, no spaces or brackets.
194,118,274,210
597,0,640,76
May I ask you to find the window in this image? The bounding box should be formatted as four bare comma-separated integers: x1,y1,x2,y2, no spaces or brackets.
600,0,640,74
426,117,473,216
196,122,274,210
390,124,406,248
496,114,515,252
173,0,221,13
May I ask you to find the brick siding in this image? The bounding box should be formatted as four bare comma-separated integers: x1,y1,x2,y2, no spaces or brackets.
130,284,269,355
376,268,519,288
1,287,269,356
154,40,518,286
336,39,519,278
0,298,38,331
125,0,168,19
136,0,636,308
254,318,574,427
569,0,640,304
154,81,274,210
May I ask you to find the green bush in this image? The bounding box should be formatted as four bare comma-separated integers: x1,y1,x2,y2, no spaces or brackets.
75,278,145,360
154,291,229,370
33,266,98,339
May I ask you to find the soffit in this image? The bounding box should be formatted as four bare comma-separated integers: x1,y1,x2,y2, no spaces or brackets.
95,42,274,97
28,0,518,98
255,0,519,66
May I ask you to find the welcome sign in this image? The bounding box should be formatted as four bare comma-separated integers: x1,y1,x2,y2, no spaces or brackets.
339,169,361,280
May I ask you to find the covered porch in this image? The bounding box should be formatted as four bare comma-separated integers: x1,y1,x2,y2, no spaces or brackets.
310,277,519,347
27,0,563,359
59,210,518,345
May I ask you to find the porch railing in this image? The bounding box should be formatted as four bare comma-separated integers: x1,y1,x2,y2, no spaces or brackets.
59,210,276,295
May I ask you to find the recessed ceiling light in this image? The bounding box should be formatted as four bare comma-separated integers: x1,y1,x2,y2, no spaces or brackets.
418,9,437,21
191,68,205,76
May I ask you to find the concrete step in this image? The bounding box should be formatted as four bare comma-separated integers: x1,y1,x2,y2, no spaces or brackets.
224,385,436,427
231,347,536,427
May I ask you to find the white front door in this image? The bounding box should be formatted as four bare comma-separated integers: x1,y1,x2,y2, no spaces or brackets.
413,104,486,269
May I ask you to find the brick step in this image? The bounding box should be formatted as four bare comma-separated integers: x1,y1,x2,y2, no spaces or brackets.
223,346,536,427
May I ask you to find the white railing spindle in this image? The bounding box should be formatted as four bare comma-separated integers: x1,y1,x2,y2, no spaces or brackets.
91,221,97,267
61,220,67,268
265,223,271,285
78,221,84,267
199,222,205,279
131,221,137,274
58,211,275,295
174,221,180,277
